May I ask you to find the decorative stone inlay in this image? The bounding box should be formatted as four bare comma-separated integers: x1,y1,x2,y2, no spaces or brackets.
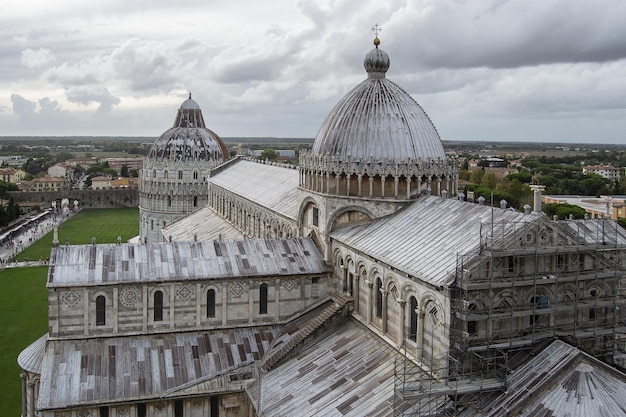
283,279,299,292
62,291,80,307
117,406,129,415
120,287,141,308
154,402,166,413
230,281,247,297
77,411,92,417
192,399,203,409
176,284,193,300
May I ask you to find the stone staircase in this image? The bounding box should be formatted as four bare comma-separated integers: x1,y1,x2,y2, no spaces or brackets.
261,294,352,370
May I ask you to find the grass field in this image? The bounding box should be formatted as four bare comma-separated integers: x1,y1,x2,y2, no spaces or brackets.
0,267,48,415
0,208,139,416
19,207,139,261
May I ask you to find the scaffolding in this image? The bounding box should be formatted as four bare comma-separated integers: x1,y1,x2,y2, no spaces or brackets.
393,347,508,417
394,217,626,416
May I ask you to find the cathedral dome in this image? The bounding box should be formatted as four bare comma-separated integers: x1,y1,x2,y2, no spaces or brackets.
311,38,446,161
148,94,228,161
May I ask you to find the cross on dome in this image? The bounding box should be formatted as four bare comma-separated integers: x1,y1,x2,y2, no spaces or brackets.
371,23,382,37
371,23,382,47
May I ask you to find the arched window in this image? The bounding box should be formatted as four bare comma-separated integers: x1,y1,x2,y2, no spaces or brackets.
164,170,168,179
259,284,268,314
207,289,216,318
194,196,198,207
152,169,156,178
530,295,549,326
375,278,383,318
174,400,183,417
467,303,477,335
193,171,198,180
154,291,163,321
409,296,418,341
167,195,172,207
178,170,183,180
150,219,154,231
96,295,106,326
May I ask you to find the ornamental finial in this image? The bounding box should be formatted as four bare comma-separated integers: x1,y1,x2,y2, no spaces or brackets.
189,92,192,99
371,23,382,47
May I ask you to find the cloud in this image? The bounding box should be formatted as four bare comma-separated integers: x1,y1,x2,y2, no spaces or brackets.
109,39,182,92
21,48,55,68
66,86,121,113
386,0,626,71
11,94,37,116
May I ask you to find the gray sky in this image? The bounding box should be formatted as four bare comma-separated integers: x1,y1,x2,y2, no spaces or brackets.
2,0,626,143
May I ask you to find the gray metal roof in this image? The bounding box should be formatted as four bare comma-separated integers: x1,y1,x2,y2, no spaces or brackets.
148,95,228,161
37,327,281,410
17,333,47,373
311,41,446,161
162,206,243,242
331,196,534,287
209,158,299,220
561,217,626,245
475,340,626,417
48,238,326,287
254,320,435,416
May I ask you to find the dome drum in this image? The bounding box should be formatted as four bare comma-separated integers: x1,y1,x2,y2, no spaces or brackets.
299,151,458,200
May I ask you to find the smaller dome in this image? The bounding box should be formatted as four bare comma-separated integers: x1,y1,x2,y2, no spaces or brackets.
148,95,228,161
364,40,389,78
180,93,200,110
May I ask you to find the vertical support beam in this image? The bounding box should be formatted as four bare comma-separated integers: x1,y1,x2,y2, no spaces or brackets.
366,280,373,324
113,287,118,335
398,299,406,343
381,289,388,334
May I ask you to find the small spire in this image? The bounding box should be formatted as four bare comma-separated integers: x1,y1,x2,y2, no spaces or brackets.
189,92,192,99
371,23,382,48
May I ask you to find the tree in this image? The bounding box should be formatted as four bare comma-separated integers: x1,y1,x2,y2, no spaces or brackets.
481,172,498,189
260,148,278,161
120,164,130,177
544,203,586,220
469,169,484,185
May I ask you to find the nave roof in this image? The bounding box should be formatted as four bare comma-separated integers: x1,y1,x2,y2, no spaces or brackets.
209,157,299,220
49,237,327,287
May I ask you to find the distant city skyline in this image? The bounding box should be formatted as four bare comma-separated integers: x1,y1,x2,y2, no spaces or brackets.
2,0,626,144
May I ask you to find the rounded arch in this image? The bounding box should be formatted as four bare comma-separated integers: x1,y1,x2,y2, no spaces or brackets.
326,205,375,233
297,196,319,225
557,284,578,302
385,275,400,303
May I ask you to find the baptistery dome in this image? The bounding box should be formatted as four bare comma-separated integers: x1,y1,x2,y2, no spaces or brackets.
311,39,446,161
148,95,229,161
140,94,229,243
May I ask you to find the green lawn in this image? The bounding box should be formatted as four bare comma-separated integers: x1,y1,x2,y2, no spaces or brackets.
19,207,139,261
0,267,48,415
1,208,139,416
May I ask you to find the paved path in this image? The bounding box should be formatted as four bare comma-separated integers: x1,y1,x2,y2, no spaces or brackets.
0,211,77,269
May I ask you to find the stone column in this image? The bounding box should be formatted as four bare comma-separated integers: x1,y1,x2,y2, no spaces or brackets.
381,289,388,334
416,311,425,358
406,177,411,199
354,275,360,313
398,300,406,343
365,279,373,324
369,177,374,197
274,279,280,321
